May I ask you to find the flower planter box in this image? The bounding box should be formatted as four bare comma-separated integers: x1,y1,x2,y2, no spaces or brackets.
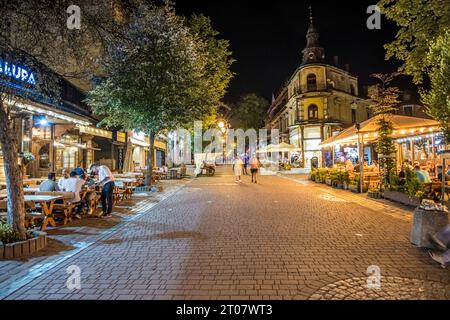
348,184,368,193
368,191,381,199
325,179,332,186
336,183,344,189
410,208,449,248
0,231,47,260
383,190,420,207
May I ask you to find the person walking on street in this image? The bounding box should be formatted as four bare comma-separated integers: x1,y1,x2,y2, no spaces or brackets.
243,152,249,175
233,155,244,183
249,155,261,183
90,163,115,218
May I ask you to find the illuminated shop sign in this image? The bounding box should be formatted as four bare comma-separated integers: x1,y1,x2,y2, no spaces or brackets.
0,60,37,86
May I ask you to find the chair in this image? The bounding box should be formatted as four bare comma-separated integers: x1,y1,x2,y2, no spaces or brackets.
113,186,126,204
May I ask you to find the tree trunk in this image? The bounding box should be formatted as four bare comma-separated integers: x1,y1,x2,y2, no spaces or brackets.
145,131,155,186
0,104,27,240
122,135,133,172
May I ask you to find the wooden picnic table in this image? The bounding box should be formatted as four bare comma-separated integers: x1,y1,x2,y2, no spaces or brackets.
113,178,137,183
23,178,46,185
24,187,40,194
24,195,62,230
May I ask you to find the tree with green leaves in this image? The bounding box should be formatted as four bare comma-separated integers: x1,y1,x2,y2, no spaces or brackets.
0,0,124,239
368,73,401,188
420,29,450,145
187,14,235,126
230,93,269,131
87,5,234,185
378,0,450,85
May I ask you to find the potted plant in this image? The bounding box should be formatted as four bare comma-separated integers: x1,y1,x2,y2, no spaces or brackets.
336,171,349,189
368,187,381,199
0,219,48,259
316,169,328,183
348,174,368,193
309,170,317,181
383,168,422,207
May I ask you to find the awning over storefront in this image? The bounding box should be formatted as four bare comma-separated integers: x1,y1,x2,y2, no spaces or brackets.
321,115,440,148
257,142,301,153
15,101,92,126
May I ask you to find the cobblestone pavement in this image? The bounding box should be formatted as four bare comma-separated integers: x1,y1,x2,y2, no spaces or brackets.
2,167,449,300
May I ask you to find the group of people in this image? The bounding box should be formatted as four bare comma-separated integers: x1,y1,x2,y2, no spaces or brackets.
344,159,379,172
233,154,261,183
38,163,115,218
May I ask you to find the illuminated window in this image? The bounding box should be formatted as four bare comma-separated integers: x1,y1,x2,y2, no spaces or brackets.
308,104,319,121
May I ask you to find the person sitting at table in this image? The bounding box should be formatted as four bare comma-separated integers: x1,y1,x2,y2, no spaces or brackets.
437,165,444,181
445,164,450,177
39,172,60,192
398,165,406,186
345,159,354,172
404,160,413,170
58,169,70,190
60,171,86,219
370,160,379,171
80,173,97,215
73,164,85,177
414,165,431,183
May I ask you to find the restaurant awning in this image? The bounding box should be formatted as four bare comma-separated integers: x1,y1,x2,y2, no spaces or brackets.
321,115,440,148
257,142,301,153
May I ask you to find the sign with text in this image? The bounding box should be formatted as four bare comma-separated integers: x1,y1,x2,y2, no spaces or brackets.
0,60,37,86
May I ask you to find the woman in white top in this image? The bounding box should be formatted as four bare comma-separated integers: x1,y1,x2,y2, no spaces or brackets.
233,156,244,182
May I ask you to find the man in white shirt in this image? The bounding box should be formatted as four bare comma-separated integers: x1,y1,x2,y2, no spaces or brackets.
58,169,70,190
90,163,115,217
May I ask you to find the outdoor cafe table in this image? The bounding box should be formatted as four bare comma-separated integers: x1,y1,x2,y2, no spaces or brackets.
113,178,137,184
23,178,46,185
24,187,40,194
24,195,62,230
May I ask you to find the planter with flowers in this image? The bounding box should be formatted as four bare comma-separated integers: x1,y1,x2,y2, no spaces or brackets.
0,219,47,259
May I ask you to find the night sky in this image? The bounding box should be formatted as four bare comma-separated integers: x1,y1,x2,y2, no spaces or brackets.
175,0,410,103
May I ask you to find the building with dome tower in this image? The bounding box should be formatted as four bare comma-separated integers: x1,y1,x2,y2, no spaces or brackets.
265,8,371,169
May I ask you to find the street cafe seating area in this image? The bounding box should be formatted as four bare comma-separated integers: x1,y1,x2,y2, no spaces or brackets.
309,163,450,206
0,172,147,231
0,166,190,231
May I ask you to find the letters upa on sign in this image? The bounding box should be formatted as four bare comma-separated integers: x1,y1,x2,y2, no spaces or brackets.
0,60,37,86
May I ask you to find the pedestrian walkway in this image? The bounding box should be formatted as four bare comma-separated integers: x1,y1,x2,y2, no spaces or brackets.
0,178,190,299
1,168,449,300
279,174,413,222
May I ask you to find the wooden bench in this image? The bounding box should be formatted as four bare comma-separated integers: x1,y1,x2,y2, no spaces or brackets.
80,190,100,215
35,192,76,225
0,199,44,228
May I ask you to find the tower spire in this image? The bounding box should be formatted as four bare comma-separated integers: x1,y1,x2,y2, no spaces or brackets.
301,7,325,65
